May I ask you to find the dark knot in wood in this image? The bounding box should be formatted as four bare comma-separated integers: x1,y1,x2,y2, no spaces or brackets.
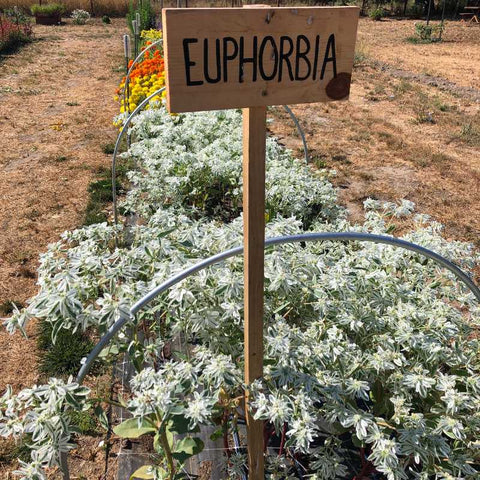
326,72,351,100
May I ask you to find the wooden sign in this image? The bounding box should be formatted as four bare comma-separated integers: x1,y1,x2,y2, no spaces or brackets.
162,7,359,113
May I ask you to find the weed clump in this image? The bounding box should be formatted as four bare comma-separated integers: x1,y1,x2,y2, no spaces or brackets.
37,321,95,377
102,142,115,154
369,7,385,20
407,22,444,44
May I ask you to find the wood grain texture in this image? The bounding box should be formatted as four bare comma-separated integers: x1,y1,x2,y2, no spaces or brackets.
243,106,266,480
162,6,359,112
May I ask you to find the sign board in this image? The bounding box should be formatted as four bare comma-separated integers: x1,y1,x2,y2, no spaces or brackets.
162,7,359,113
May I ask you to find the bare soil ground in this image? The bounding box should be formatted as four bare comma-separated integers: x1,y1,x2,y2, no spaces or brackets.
358,18,480,90
270,19,480,264
0,18,125,478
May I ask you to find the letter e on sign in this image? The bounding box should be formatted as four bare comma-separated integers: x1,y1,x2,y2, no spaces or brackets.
162,7,359,113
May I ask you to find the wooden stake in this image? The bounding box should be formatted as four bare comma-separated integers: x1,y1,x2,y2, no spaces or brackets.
243,106,266,480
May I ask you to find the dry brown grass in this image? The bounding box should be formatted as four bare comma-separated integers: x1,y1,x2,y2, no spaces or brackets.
0,0,128,16
0,18,126,476
268,18,480,251
0,0,246,16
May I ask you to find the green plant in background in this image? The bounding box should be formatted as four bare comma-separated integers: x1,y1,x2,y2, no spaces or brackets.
127,0,156,36
0,435,32,464
68,409,101,436
37,320,95,377
138,0,155,30
83,163,127,225
369,7,385,20
407,21,445,43
4,6,29,25
84,179,113,225
102,14,111,24
0,8,32,54
102,142,115,154
30,3,66,16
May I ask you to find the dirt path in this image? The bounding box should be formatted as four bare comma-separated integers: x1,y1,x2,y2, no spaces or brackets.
0,18,125,477
357,18,480,90
270,19,480,263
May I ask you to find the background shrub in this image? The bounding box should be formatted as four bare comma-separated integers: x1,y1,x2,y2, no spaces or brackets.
0,9,32,54
30,2,65,15
369,6,385,20
71,8,90,23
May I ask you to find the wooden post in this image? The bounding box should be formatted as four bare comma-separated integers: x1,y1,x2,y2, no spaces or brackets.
242,106,266,480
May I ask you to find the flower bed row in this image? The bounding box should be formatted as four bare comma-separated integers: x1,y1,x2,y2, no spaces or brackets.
2,103,480,479
115,33,166,119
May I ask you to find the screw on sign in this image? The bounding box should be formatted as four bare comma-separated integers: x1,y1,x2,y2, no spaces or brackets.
162,6,359,479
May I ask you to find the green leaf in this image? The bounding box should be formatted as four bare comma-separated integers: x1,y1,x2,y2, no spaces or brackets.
167,415,198,435
215,285,228,296
273,301,291,314
209,428,223,441
172,436,204,464
94,405,109,431
130,465,155,479
157,227,176,238
165,427,174,449
114,417,156,438
153,432,162,453
99,344,119,358
351,434,365,448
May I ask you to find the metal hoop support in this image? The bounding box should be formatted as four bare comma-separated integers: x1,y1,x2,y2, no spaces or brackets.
282,105,309,164
60,231,480,479
112,87,166,226
77,231,480,384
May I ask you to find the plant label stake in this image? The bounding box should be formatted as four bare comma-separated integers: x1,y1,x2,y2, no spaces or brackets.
162,7,359,478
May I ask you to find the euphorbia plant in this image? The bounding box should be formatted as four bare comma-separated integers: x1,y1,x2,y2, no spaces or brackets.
2,105,480,479
112,351,244,479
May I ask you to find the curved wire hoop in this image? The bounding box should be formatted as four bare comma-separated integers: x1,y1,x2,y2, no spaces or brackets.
112,87,166,226
60,231,480,479
77,231,480,383
282,105,309,164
